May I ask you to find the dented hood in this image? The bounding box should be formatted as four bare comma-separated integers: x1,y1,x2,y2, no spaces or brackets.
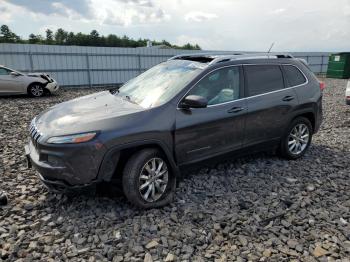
35,91,145,136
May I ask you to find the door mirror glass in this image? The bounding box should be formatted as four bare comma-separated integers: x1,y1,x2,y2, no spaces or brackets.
179,95,208,109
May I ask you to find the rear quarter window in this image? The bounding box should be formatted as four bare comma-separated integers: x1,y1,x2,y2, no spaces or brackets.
283,65,307,87
244,65,284,96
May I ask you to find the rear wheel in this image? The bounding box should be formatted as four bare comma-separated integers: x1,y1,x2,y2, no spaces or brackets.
28,83,45,97
279,117,313,159
122,149,176,209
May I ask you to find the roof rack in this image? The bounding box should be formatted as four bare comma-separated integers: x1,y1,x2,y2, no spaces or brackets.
169,52,294,66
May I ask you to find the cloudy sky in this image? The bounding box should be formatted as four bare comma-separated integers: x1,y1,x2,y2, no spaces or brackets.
0,0,349,51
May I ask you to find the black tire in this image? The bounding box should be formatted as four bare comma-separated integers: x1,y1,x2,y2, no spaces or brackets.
279,117,313,160
28,83,45,97
122,149,176,209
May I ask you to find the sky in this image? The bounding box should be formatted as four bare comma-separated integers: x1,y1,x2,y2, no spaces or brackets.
0,0,349,52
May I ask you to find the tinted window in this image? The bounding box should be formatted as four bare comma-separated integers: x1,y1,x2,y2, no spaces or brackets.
188,66,240,106
245,65,284,96
283,65,307,87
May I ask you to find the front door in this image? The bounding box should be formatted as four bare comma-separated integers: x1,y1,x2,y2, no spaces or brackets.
175,66,247,164
0,68,24,94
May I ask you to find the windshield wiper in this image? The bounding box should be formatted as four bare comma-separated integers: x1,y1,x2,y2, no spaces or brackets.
109,87,120,95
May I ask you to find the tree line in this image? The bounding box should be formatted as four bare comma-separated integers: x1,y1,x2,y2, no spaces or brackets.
0,25,201,50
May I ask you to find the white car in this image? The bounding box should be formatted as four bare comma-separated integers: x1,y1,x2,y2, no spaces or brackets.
0,65,59,97
346,80,350,105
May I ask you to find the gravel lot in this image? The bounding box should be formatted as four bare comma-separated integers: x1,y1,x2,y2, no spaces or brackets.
1,78,350,262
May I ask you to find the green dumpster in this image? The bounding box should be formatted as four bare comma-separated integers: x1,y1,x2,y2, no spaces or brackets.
326,52,350,79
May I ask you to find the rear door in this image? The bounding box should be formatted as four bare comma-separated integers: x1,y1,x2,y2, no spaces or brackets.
243,64,299,146
175,66,247,164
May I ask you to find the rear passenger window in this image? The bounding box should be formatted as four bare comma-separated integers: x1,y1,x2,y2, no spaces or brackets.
283,65,307,87
244,65,284,96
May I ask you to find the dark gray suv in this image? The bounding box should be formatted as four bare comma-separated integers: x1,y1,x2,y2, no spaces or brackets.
25,53,323,208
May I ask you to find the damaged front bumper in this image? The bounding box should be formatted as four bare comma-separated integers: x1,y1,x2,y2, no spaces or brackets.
25,137,107,192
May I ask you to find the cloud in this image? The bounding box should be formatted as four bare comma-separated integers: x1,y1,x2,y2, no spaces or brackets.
2,0,350,52
5,0,168,26
270,8,286,15
185,11,218,22
92,0,169,26
0,6,12,23
7,0,93,18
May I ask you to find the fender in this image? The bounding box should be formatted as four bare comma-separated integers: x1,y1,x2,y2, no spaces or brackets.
96,139,180,182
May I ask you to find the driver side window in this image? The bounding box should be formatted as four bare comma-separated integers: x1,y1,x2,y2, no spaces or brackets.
188,66,240,106
0,68,11,76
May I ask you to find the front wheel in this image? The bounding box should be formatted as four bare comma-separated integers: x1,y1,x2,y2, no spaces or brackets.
122,149,176,209
28,83,45,97
279,117,313,160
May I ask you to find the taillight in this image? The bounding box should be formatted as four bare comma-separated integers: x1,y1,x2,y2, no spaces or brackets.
319,81,325,91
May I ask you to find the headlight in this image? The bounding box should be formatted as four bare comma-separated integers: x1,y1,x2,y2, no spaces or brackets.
46,132,97,144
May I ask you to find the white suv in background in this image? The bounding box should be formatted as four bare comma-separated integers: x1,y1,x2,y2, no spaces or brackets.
346,80,350,105
0,65,59,97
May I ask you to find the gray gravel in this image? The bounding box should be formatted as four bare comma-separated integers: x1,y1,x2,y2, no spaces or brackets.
1,79,350,261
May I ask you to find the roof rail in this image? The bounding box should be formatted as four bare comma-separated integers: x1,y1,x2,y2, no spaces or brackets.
168,52,294,66
208,53,294,65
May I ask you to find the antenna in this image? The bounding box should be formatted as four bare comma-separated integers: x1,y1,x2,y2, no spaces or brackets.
267,42,275,53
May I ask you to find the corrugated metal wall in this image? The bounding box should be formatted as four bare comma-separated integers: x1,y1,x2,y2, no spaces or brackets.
0,43,330,87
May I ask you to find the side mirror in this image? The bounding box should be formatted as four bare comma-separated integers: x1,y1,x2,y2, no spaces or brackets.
179,95,208,109
10,72,20,77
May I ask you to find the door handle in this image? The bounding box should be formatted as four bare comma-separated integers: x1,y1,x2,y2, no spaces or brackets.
282,95,295,102
227,107,245,113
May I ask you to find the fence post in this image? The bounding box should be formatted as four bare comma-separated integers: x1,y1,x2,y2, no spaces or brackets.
86,53,92,88
138,54,142,75
29,52,34,72
321,55,324,74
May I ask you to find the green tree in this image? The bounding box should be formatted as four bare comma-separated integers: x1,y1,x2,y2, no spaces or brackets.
0,25,20,43
45,29,54,44
0,25,201,50
54,28,68,45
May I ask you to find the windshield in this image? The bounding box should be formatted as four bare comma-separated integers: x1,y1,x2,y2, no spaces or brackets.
116,60,205,108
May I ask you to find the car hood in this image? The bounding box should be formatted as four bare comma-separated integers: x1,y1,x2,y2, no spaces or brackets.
27,72,46,77
35,91,145,136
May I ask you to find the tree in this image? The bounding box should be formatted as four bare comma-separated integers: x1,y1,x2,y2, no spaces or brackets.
0,25,20,43
45,29,54,44
54,28,68,45
29,34,43,44
0,25,201,50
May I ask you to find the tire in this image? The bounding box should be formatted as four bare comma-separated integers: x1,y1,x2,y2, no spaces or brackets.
122,149,176,209
279,117,313,160
28,83,45,97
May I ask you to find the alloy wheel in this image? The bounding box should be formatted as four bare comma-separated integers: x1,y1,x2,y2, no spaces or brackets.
139,158,168,202
287,123,310,155
31,85,44,97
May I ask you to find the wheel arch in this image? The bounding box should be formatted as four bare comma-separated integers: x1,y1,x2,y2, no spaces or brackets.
291,111,315,132
27,81,50,95
97,140,179,182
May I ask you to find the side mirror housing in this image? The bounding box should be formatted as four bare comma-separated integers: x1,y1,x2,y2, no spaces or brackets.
10,72,20,77
179,95,208,109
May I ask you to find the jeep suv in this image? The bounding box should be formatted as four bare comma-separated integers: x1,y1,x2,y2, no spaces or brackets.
25,53,323,208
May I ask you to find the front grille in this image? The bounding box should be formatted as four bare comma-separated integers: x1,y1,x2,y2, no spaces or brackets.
29,120,42,148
